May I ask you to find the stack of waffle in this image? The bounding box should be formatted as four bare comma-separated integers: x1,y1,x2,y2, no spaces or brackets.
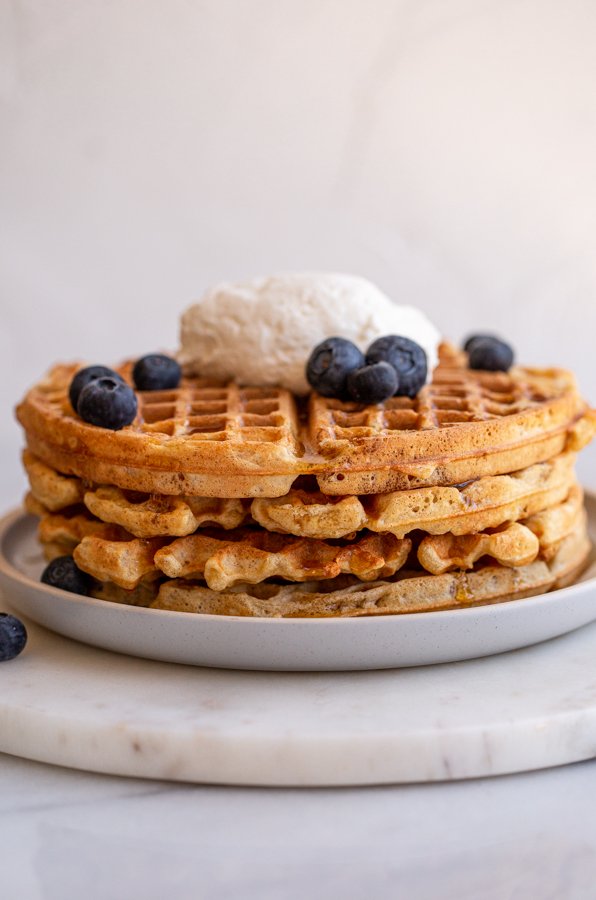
16,345,596,617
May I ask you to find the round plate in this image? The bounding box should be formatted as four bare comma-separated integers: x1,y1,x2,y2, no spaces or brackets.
0,502,595,671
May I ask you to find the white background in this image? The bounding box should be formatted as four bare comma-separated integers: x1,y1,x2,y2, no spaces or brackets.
2,0,595,494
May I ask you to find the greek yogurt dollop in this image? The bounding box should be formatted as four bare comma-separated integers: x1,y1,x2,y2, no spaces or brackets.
178,273,441,395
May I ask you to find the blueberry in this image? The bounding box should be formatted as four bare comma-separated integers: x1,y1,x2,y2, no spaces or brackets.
462,333,498,354
41,555,92,595
468,337,514,372
133,354,181,391
366,335,427,398
69,365,124,411
306,337,365,398
0,614,27,662
77,377,137,430
347,362,399,405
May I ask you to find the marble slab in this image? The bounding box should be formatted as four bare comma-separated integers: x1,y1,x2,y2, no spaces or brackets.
3,611,596,785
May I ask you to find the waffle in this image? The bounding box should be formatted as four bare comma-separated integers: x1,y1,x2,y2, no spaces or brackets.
251,453,577,540
91,580,160,608
18,362,300,499
73,535,167,591
22,450,83,512
36,484,579,591
154,530,411,591
23,450,252,537
24,491,50,518
83,486,250,538
71,527,411,591
415,495,586,575
413,484,586,573
16,347,596,497
22,447,579,543
523,483,584,549
417,523,540,575
39,510,130,549
38,510,132,561
150,523,591,617
19,338,595,617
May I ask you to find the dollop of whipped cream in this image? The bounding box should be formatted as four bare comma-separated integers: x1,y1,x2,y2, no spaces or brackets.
178,273,441,395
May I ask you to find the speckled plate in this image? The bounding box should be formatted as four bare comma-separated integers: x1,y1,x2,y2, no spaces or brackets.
0,501,595,671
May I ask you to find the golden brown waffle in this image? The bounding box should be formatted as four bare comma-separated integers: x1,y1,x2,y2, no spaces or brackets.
39,511,130,547
24,491,49,518
16,347,596,497
74,535,167,590
150,524,591,617
155,491,582,587
22,451,252,536
22,450,84,512
18,363,300,498
38,511,132,562
313,365,596,495
154,530,411,591
417,486,585,575
524,483,584,548
41,486,580,591
71,527,411,591
417,523,540,575
152,533,591,618
252,453,577,539
23,450,578,541
83,486,250,538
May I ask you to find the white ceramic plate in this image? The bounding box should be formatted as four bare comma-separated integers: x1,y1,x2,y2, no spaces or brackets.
0,501,595,671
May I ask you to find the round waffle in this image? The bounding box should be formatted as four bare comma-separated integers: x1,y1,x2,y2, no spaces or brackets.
251,453,578,540
36,488,584,591
16,346,596,497
149,525,591,617
22,449,578,541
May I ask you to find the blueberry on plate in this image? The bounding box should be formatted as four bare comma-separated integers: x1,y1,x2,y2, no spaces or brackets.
468,336,514,372
41,555,92,596
69,365,123,411
77,376,138,430
366,335,427,398
347,361,398,405
306,337,365,398
0,613,27,662
133,354,182,391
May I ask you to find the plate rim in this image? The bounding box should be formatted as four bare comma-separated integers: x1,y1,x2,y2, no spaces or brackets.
1,498,595,628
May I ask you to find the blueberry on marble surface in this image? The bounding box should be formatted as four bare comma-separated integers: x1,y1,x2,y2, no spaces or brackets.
41,556,92,595
366,335,427,398
347,361,399,405
468,337,514,372
306,337,365,398
133,354,182,391
0,613,28,661
77,377,138,430
69,365,123,411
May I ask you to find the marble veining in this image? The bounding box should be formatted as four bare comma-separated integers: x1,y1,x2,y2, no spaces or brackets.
3,611,596,786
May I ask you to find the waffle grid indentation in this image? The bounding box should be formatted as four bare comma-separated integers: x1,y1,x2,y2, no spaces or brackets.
322,371,534,439
138,380,288,442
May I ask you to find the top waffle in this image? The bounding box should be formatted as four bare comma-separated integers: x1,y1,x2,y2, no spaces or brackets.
16,346,596,498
